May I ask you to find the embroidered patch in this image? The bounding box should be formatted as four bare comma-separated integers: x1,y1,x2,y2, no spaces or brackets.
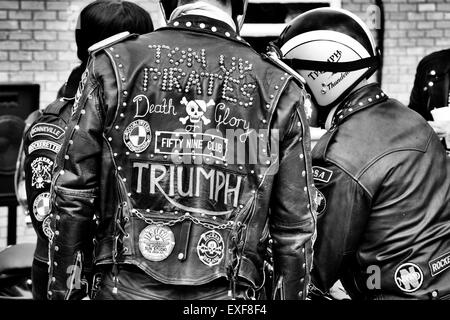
33,192,51,222
132,162,241,215
197,230,224,267
30,123,65,140
314,189,327,216
28,140,61,154
138,225,175,262
42,215,53,241
394,263,423,293
123,119,152,153
313,166,333,183
429,251,450,277
31,157,53,189
155,131,227,161
72,68,89,116
179,97,214,127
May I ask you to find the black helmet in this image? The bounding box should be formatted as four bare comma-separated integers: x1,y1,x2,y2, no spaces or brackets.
275,8,380,110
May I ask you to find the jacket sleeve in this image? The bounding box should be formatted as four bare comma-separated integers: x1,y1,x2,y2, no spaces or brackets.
311,162,371,294
47,59,107,300
408,63,430,120
269,80,316,300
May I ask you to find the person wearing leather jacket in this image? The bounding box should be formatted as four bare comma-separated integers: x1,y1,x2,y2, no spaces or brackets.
46,0,315,300
408,49,450,151
276,8,450,300
16,0,153,300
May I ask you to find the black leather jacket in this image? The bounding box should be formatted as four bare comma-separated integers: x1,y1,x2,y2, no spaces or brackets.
408,49,450,121
47,15,316,300
312,83,450,300
20,66,83,264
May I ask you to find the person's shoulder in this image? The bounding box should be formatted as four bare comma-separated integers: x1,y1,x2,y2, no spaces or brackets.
417,49,450,71
260,52,306,89
87,31,140,56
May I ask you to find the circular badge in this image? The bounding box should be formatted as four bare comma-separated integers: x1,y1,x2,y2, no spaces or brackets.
42,215,54,241
314,189,327,216
33,192,51,222
139,225,175,261
123,119,151,153
394,262,423,293
197,230,224,267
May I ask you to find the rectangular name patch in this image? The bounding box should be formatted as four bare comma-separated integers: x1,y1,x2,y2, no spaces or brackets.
155,131,227,161
429,251,450,277
313,166,333,183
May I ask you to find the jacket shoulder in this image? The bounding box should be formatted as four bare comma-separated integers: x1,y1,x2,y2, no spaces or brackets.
416,49,450,72
88,31,139,56
262,52,306,88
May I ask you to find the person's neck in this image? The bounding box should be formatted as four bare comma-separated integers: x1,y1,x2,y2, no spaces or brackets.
324,80,369,130
171,1,235,30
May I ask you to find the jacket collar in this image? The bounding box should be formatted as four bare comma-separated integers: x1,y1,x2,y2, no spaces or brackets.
159,15,251,48
330,83,388,130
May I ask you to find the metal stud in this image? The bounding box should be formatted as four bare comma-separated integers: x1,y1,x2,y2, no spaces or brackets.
211,26,217,32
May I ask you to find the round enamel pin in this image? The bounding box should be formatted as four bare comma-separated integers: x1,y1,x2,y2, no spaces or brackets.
139,225,175,261
42,215,54,241
33,192,51,222
394,262,423,293
197,230,224,267
123,119,151,153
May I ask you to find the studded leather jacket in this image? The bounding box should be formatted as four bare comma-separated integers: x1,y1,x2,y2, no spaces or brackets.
19,65,84,264
47,15,316,300
312,83,450,300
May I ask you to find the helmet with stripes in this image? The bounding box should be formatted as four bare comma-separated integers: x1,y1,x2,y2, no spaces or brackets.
276,8,380,109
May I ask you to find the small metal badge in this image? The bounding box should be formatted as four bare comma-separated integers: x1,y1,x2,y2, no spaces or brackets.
138,225,175,261
42,215,54,241
123,119,152,153
33,192,50,222
197,230,224,267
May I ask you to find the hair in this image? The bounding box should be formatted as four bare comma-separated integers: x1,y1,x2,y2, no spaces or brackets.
76,0,153,63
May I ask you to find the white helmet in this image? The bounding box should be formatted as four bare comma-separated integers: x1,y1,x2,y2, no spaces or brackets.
276,8,380,110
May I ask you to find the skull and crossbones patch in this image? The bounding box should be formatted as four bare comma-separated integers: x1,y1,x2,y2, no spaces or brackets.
31,157,54,189
179,97,215,126
197,230,224,267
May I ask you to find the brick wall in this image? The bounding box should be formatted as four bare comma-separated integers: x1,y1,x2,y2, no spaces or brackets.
1,0,450,246
342,0,450,106
0,0,164,110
